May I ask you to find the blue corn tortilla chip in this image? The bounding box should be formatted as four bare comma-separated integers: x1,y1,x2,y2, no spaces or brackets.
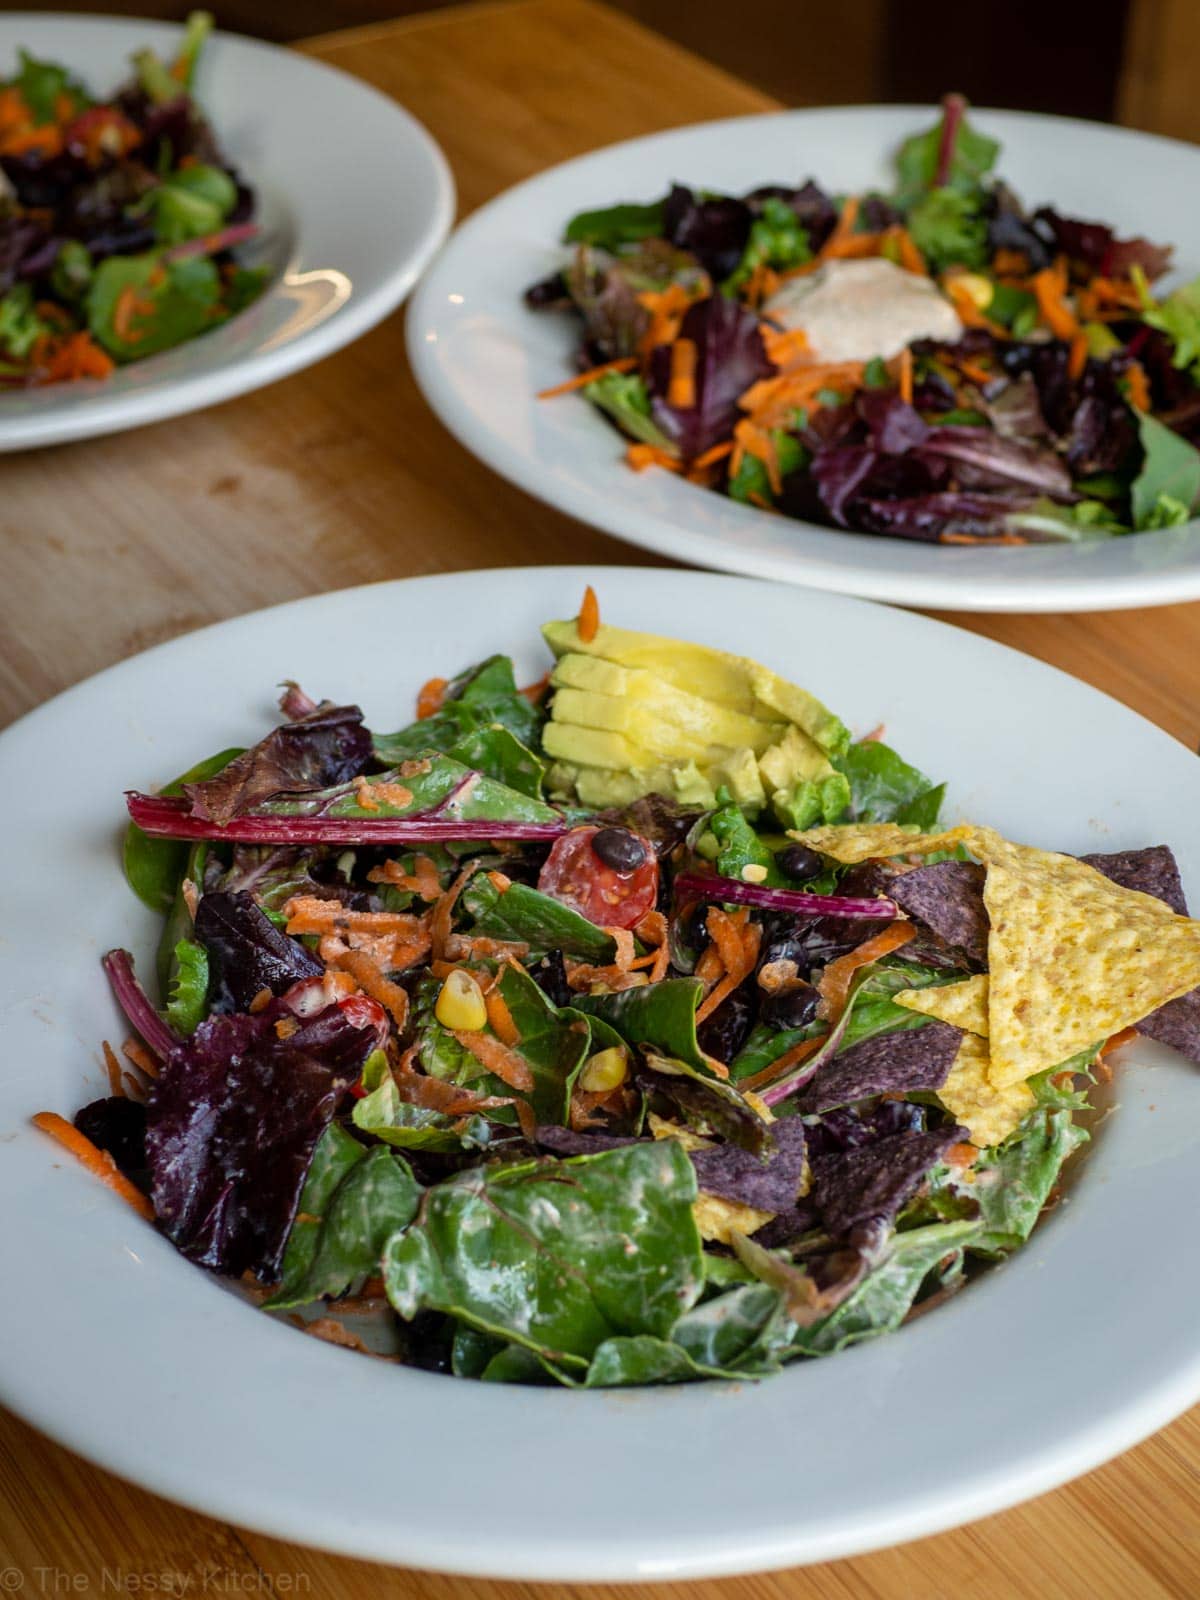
796,1020,963,1114
810,1126,963,1238
1137,989,1200,1064
1080,845,1189,916
688,1118,806,1212
535,1126,639,1157
890,861,989,965
750,1204,820,1248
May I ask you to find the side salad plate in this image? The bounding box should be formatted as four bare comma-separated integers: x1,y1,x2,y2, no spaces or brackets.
409,106,1200,611
3,566,1200,1578
0,13,454,449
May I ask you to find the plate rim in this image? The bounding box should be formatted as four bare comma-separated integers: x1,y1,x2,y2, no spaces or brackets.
0,12,456,450
406,103,1200,614
3,564,1199,1579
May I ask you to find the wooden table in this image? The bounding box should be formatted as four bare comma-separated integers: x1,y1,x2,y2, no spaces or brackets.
2,1,1199,1592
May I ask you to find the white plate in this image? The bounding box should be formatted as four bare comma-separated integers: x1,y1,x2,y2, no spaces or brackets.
408,108,1200,613
0,14,454,450
2,566,1199,1578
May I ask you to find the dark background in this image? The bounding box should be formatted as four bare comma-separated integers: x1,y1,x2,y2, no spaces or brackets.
0,0,1193,142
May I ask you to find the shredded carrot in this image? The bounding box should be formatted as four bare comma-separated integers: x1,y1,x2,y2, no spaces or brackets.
29,331,115,384
432,864,476,962
818,922,915,1022
102,1041,124,1097
898,346,914,406
667,337,698,408
284,897,426,939
957,356,994,387
891,226,927,276
0,122,62,157
820,194,860,256
695,942,725,986
537,356,637,399
249,987,273,1013
945,1142,977,1169
1032,265,1079,340
32,1112,155,1220
691,439,736,471
636,281,702,358
578,583,600,644
944,279,1007,336
452,1028,534,1092
1102,1026,1139,1055
112,285,155,345
1125,360,1151,413
275,1016,300,1040
326,947,409,1029
738,1033,825,1094
821,231,882,261
761,325,811,368
1067,330,1090,381
733,418,782,495
992,248,1029,276
485,988,521,1048
626,443,682,473
415,677,447,720
695,910,760,1035
302,1317,380,1356
518,670,551,705
122,1038,159,1078
367,853,443,902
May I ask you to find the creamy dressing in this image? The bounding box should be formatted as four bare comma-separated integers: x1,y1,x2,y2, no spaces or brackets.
764,257,963,363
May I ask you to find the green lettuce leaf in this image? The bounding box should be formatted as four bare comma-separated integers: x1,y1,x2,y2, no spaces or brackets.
164,938,209,1035
382,1141,705,1367
461,872,618,962
123,748,242,914
1131,412,1200,531
582,370,674,450
576,978,710,1073
371,655,543,769
87,252,225,362
563,200,666,249
835,738,944,826
352,1048,494,1152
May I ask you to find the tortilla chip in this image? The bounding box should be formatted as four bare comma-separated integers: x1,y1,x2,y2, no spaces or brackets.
688,1120,807,1213
937,1034,1034,1147
1138,988,1200,1064
890,860,990,964
796,1019,963,1112
1080,845,1189,917
809,1127,962,1237
786,823,968,864
971,829,1200,1085
894,975,990,1038
693,1192,774,1244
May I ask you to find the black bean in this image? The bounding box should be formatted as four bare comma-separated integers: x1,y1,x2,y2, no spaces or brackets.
591,826,649,874
776,843,824,882
761,981,821,1030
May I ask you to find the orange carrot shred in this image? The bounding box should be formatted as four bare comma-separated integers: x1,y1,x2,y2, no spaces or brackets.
1067,330,1089,381
102,1041,124,1097
1032,267,1079,340
667,337,698,408
538,357,637,400
818,922,915,1022
578,584,600,644
1125,360,1151,413
32,1112,155,1220
416,677,447,720
485,988,521,1048
898,347,914,405
452,1029,534,1092
122,1038,159,1079
738,1033,825,1094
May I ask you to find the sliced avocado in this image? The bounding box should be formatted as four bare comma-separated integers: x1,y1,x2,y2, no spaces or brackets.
758,723,831,794
709,747,766,810
550,672,785,755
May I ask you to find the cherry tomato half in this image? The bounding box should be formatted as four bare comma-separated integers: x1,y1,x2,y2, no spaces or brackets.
537,825,659,931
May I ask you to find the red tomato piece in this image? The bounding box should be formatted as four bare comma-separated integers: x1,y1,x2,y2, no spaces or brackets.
537,825,659,931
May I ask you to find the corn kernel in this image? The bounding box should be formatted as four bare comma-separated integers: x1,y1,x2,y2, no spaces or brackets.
741,863,769,884
580,1047,629,1093
955,272,993,310
435,968,487,1031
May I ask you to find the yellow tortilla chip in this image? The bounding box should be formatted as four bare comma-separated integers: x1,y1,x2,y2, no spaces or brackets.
970,830,1200,1086
785,823,969,864
692,1193,774,1244
938,1034,1034,1147
894,974,990,1037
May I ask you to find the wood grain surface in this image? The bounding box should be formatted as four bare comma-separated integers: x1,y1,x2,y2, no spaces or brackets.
1,2,1198,1592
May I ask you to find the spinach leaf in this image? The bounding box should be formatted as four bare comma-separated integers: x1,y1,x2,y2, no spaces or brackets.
10,50,89,123
372,655,542,767
382,1141,704,1367
87,252,225,362
707,804,786,885
583,370,674,450
123,748,242,914
563,200,667,250
728,430,808,507
835,739,944,826
444,724,546,799
266,1146,421,1311
146,164,238,247
493,964,595,1126
165,938,209,1035
905,188,987,274
730,1021,820,1082
272,1124,365,1296
352,1049,494,1152
672,1281,792,1374
577,978,710,1073
461,873,618,962
723,199,812,295
1131,412,1200,530
968,1108,1088,1255
791,1219,981,1355
316,753,559,824
895,106,1000,202
0,285,56,361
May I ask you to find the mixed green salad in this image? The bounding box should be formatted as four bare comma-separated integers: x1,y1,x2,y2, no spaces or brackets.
35,591,1200,1386
529,95,1200,545
0,12,265,387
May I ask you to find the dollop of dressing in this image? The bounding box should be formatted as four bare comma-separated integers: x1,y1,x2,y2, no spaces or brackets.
764,257,963,363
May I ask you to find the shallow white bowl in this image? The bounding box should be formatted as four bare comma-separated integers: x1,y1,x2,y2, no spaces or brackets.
0,14,454,449
2,567,1199,1577
408,108,1200,612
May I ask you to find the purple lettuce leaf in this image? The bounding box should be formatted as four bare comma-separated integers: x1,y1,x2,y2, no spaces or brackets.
193,890,323,1013
182,703,372,826
796,1019,964,1114
662,184,753,280
1032,206,1173,282
855,390,931,454
809,1125,963,1239
917,425,1076,498
747,180,839,249
890,861,989,966
850,490,1035,542
649,292,772,461
145,1005,376,1278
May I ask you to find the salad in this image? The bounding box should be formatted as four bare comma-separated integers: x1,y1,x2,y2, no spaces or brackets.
35,589,1200,1386
528,96,1200,545
0,12,265,387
